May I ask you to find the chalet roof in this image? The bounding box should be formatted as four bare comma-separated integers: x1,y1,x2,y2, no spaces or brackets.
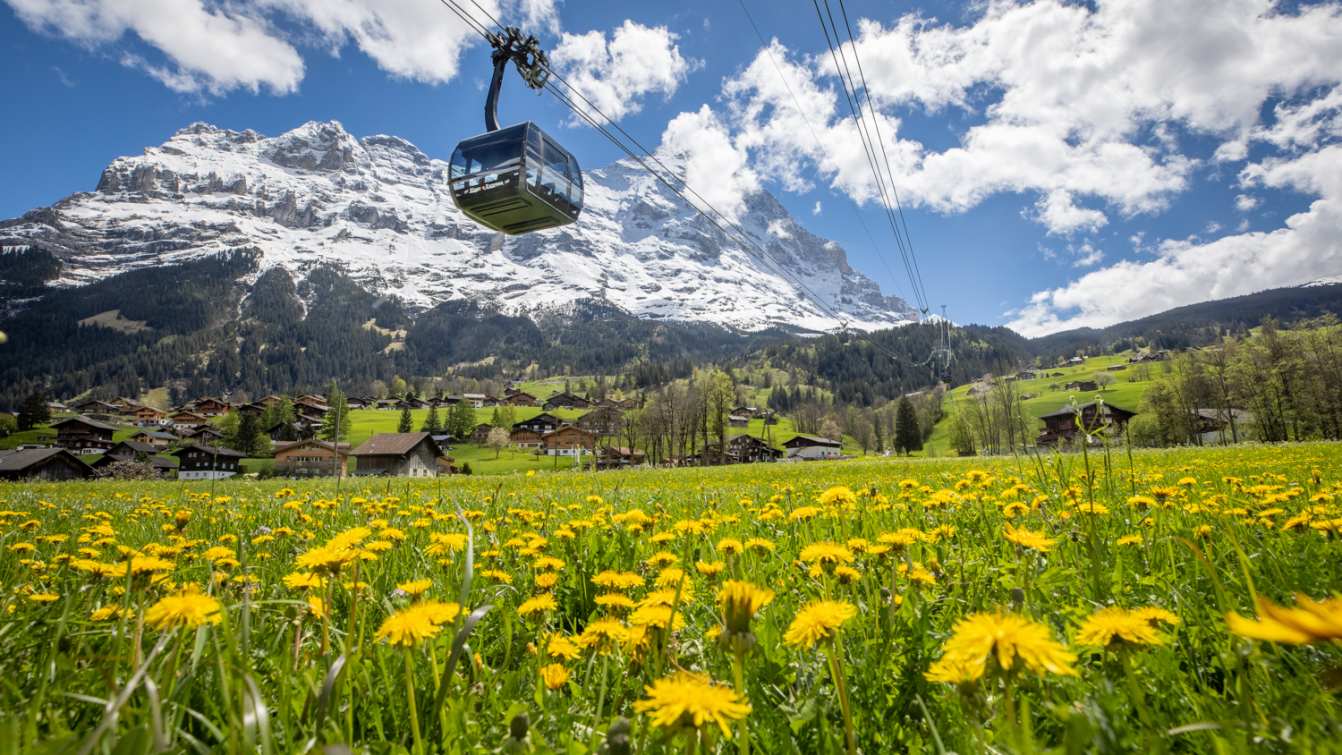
49,415,117,432
132,430,178,440
783,434,841,448
169,443,246,459
351,432,440,458
273,439,351,454
0,447,91,473
1193,407,1252,420
111,441,159,455
1038,401,1137,419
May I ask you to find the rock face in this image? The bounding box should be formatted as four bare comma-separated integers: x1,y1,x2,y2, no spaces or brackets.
0,120,917,332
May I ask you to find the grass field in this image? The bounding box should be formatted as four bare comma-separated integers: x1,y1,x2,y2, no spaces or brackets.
2,442,1339,752
923,352,1162,456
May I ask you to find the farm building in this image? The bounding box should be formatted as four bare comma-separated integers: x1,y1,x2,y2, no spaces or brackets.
783,435,843,460
541,426,597,456
0,448,95,481
50,415,115,455
350,433,443,477
273,439,351,477
1037,402,1137,446
171,444,245,480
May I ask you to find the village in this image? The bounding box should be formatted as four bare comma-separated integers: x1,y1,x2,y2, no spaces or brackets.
0,383,848,481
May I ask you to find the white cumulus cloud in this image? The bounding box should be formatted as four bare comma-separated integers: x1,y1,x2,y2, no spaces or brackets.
5,0,563,94
1007,145,1342,336
657,105,758,222
8,0,306,94
552,20,693,123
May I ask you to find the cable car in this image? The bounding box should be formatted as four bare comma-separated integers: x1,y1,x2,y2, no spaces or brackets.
449,28,582,235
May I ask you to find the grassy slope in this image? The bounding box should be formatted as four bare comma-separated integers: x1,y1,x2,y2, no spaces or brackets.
922,351,1161,456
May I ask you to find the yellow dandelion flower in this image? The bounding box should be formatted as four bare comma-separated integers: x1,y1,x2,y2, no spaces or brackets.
540,663,570,690
1075,607,1166,648
397,578,433,597
595,592,636,610
783,600,857,649
798,541,855,566
1226,594,1342,645
283,571,323,590
818,486,857,507
144,588,223,631
518,593,558,619
633,671,751,738
1003,523,1057,553
925,612,1076,684
373,600,459,648
546,634,582,661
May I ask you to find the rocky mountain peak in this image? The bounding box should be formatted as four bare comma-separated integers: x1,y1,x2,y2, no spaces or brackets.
2,121,917,332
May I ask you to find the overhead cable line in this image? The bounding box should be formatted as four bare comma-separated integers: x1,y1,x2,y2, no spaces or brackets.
811,0,930,314
434,0,942,373
733,0,914,313
834,0,929,313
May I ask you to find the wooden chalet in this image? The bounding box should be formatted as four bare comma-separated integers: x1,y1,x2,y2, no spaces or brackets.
0,448,94,481
128,430,177,449
350,433,443,478
576,406,624,436
1036,401,1136,446
1192,408,1252,446
782,434,843,460
597,446,646,469
501,390,538,406
94,440,158,465
543,392,591,411
293,396,329,417
169,411,210,432
273,439,351,478
91,441,177,477
515,413,562,434
728,414,750,428
191,397,232,417
541,426,597,456
181,425,225,443
509,428,543,449
50,415,116,455
267,420,315,443
470,423,496,444
171,443,246,480
130,404,167,425
1064,380,1099,392
728,434,782,463
461,393,497,408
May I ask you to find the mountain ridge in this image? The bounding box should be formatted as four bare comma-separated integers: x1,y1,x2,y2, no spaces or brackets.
0,119,916,333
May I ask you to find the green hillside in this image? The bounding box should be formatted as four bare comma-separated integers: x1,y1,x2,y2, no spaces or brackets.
923,351,1160,456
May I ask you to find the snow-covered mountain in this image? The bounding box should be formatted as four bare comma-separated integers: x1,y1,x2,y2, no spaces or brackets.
0,120,915,332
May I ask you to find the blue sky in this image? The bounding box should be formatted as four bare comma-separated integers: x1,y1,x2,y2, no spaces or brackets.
3,0,1340,334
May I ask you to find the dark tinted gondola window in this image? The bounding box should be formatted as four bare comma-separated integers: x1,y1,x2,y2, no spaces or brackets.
539,136,573,204
449,127,525,181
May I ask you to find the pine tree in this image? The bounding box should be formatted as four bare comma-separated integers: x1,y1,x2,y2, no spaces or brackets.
234,412,265,457
447,401,476,440
17,391,50,431
422,404,441,433
894,396,922,456
398,406,414,433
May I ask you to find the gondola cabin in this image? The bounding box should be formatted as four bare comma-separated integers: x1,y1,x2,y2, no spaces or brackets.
449,122,582,235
